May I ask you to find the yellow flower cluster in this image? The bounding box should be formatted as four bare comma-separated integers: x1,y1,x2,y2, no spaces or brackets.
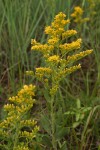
51,64,81,84
0,84,39,149
36,67,52,74
67,50,93,63
18,84,35,96
35,67,52,80
20,126,39,139
31,43,54,54
71,6,89,24
47,37,59,45
20,119,37,126
62,29,77,39
14,145,29,150
31,12,93,96
45,12,70,37
50,85,59,96
65,64,81,74
5,85,35,115
59,38,82,53
47,55,60,63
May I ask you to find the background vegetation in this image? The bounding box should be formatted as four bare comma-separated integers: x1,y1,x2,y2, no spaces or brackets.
0,0,100,149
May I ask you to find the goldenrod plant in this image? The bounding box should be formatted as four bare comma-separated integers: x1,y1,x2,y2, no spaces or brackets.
30,12,93,149
0,0,100,149
0,85,39,150
71,6,89,31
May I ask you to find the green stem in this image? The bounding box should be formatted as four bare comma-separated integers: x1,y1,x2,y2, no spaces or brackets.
51,95,57,150
13,121,21,149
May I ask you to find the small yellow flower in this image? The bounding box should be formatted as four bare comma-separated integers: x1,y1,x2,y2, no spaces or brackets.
45,26,53,35
65,64,81,75
35,67,52,80
71,6,89,24
31,43,54,53
0,84,39,149
54,12,66,20
62,29,77,39
17,84,35,99
59,38,82,52
47,55,60,63
4,104,15,111
20,119,37,127
50,85,59,96
36,67,52,74
67,49,93,63
45,12,70,38
47,37,59,45
14,145,29,150
71,6,83,18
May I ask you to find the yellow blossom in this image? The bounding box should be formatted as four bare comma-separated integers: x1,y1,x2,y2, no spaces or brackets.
51,19,70,29
45,26,53,35
31,39,38,45
30,11,93,98
20,120,37,127
14,145,29,150
71,6,89,24
71,6,83,17
36,67,52,74
65,64,81,75
4,104,15,111
59,38,82,52
0,84,39,149
20,126,39,139
35,67,52,80
54,12,66,20
31,43,54,53
44,12,70,38
67,49,93,63
47,55,60,63
47,37,59,45
50,85,59,96
62,29,77,39
18,84,35,97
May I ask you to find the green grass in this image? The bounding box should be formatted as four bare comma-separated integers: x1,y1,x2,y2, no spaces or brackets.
0,0,100,149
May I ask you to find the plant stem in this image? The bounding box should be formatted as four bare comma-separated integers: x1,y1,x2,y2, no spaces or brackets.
51,96,57,150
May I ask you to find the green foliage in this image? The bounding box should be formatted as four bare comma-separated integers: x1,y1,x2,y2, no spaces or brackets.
65,99,92,128
0,0,100,149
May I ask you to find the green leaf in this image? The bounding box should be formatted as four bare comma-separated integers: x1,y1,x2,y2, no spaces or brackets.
42,134,52,148
80,113,85,120
55,126,68,140
60,141,68,150
76,99,81,109
72,122,80,128
83,107,92,112
76,113,80,121
64,111,75,115
40,114,51,135
43,89,50,102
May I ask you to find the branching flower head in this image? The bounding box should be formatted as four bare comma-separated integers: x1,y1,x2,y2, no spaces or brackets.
71,6,89,24
31,12,93,96
0,84,39,149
